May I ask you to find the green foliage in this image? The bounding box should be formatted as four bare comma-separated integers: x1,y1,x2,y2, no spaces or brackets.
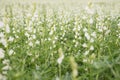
0,0,120,80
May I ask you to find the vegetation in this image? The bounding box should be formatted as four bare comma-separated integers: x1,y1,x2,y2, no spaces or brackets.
0,0,120,80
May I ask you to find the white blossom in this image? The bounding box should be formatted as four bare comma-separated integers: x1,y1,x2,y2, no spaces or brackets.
2,71,7,75
91,32,96,38
49,31,53,35
0,74,7,80
118,22,120,26
32,35,36,39
2,65,11,70
90,46,94,51
90,38,94,43
2,59,10,65
28,41,33,47
5,24,10,33
0,48,5,59
89,18,93,24
85,32,90,40
57,55,64,64
0,38,7,47
0,21,4,28
35,40,40,45
8,49,14,56
84,50,89,56
82,43,87,48
83,58,88,62
25,32,30,37
57,48,64,64
0,32,4,38
56,77,60,80
85,6,95,15
8,36,14,42
83,28,87,32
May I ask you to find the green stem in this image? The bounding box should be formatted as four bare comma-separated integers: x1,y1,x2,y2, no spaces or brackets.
59,64,61,80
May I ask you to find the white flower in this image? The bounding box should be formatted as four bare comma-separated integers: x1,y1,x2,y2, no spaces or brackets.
5,24,10,33
75,35,77,39
0,74,7,80
83,58,88,62
35,40,40,45
0,38,7,47
33,29,36,33
78,26,81,30
26,27,32,32
105,30,110,35
27,13,32,17
27,52,32,56
25,32,30,37
73,27,77,31
52,40,55,44
85,6,94,15
0,48,5,59
73,69,78,78
56,77,60,80
17,30,20,33
0,32,4,38
75,41,79,47
15,35,19,39
8,49,14,56
48,38,51,41
28,41,33,47
83,28,87,32
84,50,89,56
32,17,35,21
64,38,67,41
82,43,87,48
13,31,16,33
73,39,76,43
0,21,4,28
85,32,90,40
55,36,58,40
89,18,93,24
103,26,107,30
34,14,38,18
2,71,7,75
2,65,11,70
57,55,64,64
2,59,10,65
49,31,53,35
32,35,36,39
57,48,64,64
118,22,120,26
98,28,103,32
8,36,14,42
90,46,94,50
78,36,82,40
53,45,56,48
91,32,96,38
49,47,52,50
90,38,94,43
82,16,87,20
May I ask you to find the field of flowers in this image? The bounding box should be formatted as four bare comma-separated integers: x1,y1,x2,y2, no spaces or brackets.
0,0,120,80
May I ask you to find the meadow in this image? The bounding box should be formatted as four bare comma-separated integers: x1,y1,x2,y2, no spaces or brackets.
0,0,120,80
